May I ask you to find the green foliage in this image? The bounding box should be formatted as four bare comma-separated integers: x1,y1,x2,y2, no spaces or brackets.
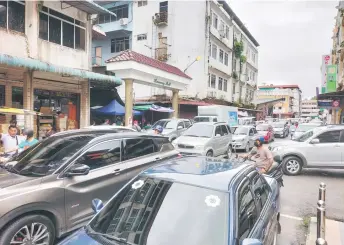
234,39,244,59
240,55,247,63
232,71,238,79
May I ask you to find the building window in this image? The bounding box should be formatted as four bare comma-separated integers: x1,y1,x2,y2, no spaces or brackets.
218,77,223,90
98,4,129,24
232,82,236,94
0,1,25,33
219,49,224,63
138,0,147,7
224,79,228,92
212,44,217,59
252,72,255,81
137,34,147,41
247,48,251,59
111,37,130,53
220,20,225,32
225,25,229,39
252,53,256,63
160,1,168,13
210,74,216,88
212,13,218,29
233,59,237,71
39,7,86,50
224,53,229,66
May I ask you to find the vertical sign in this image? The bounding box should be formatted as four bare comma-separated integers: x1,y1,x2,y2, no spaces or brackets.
326,65,337,93
228,111,238,126
321,55,331,93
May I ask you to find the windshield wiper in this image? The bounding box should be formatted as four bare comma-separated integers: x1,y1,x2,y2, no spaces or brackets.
86,228,135,245
0,164,19,174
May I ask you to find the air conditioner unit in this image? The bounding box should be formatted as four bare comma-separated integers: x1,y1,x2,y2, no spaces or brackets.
120,18,129,26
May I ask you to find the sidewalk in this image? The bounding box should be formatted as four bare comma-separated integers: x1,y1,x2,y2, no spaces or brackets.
306,217,344,245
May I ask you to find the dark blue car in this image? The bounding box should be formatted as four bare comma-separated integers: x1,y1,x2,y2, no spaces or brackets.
58,156,281,245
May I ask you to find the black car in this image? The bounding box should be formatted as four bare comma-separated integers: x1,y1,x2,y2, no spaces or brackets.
59,156,281,245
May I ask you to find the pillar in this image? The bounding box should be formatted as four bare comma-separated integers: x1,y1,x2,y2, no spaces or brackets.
5,83,12,123
80,80,90,128
23,71,34,129
172,90,179,118
125,79,133,126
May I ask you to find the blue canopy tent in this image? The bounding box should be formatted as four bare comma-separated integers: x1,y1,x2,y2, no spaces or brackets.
92,100,142,116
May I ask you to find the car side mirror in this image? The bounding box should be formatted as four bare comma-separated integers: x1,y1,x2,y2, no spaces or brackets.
91,198,104,213
242,238,263,245
65,164,90,177
310,138,320,144
177,126,183,130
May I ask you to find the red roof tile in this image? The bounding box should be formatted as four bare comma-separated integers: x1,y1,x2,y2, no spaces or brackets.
105,50,192,79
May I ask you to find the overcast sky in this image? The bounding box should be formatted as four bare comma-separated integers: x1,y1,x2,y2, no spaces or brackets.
229,0,338,98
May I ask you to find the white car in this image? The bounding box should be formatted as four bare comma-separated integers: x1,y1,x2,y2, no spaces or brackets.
84,125,136,131
231,125,260,152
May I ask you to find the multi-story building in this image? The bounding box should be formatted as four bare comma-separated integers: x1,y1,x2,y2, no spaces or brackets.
255,85,302,118
0,0,120,132
301,100,320,118
92,0,259,104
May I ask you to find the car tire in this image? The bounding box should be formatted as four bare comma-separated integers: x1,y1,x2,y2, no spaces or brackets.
226,145,233,158
206,150,213,157
0,214,55,245
244,143,250,153
283,156,303,176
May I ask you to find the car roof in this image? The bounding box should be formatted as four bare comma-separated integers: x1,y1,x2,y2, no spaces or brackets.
141,156,250,192
84,125,135,131
192,122,226,126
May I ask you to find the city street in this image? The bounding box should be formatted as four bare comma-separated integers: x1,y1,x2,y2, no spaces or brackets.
264,137,344,245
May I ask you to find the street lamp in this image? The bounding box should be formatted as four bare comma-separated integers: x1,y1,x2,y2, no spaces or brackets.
184,56,201,72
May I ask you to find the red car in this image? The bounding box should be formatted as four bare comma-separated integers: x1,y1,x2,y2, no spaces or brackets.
256,123,275,143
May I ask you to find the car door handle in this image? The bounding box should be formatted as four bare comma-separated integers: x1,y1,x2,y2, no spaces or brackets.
155,157,161,160
113,169,121,175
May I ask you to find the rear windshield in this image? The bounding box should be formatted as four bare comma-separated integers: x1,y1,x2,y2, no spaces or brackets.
256,124,269,131
194,117,210,122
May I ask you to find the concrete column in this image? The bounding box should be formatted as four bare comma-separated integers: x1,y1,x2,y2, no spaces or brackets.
80,80,90,128
172,90,179,118
23,71,34,129
124,79,133,126
25,1,38,59
5,83,12,122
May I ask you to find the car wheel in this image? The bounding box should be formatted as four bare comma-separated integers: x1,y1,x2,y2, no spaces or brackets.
0,214,55,245
206,150,213,157
245,143,250,153
226,145,233,158
283,156,303,176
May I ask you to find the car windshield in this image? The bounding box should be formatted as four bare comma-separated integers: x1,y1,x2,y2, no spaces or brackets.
10,135,95,177
194,117,211,122
296,125,318,132
152,120,177,129
88,176,228,245
273,123,284,128
256,124,269,131
233,127,249,135
293,127,324,142
183,124,214,138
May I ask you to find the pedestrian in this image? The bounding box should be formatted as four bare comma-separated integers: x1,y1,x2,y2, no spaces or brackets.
132,120,142,132
102,119,110,125
6,129,38,153
247,139,273,174
10,120,21,135
45,124,55,138
0,125,23,156
153,125,163,135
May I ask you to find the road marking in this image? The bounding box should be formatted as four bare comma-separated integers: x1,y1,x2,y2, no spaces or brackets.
280,213,303,221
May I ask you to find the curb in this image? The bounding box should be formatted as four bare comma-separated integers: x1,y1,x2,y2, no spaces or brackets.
306,217,344,245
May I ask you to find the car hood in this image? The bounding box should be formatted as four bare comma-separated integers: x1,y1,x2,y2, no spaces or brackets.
270,140,302,148
58,228,100,245
0,168,35,188
232,135,246,141
273,128,283,132
175,136,210,145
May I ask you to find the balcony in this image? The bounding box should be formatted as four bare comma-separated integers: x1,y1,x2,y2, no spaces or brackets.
153,12,168,26
92,56,103,67
155,47,169,62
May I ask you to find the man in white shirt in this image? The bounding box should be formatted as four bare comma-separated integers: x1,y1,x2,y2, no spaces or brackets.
1,125,24,156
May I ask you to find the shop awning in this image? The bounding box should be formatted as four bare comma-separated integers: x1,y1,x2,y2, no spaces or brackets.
92,100,142,116
133,104,175,113
0,54,122,85
61,0,117,16
0,107,42,115
317,91,344,99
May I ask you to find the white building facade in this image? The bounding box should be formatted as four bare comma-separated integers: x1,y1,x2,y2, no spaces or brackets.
93,0,259,104
301,100,320,118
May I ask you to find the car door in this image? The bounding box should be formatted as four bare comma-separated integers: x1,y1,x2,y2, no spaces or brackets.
176,121,186,137
248,128,256,148
306,129,342,166
220,124,231,154
236,178,260,244
213,125,224,156
63,139,128,230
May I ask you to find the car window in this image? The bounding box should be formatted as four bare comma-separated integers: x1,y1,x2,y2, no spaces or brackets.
226,125,231,133
89,177,228,245
183,124,214,138
122,138,155,160
184,120,191,128
220,125,228,135
177,121,185,129
215,126,222,136
238,179,258,243
213,118,218,122
316,130,341,143
152,137,174,152
251,174,270,210
249,129,254,136
74,140,121,170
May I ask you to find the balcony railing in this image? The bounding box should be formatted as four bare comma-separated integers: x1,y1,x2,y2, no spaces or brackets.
153,12,168,26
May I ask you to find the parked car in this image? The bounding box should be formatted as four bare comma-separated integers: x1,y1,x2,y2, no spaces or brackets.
58,156,281,245
172,122,233,157
193,115,218,122
84,125,136,132
256,124,274,143
150,118,192,141
0,129,179,245
292,123,320,139
270,125,344,175
272,122,289,138
232,125,260,152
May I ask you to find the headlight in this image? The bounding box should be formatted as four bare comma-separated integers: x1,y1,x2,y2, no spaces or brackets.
272,146,283,152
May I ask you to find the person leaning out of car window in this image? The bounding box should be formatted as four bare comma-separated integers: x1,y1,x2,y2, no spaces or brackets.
6,129,38,154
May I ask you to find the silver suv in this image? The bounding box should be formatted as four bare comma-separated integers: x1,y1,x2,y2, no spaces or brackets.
0,130,178,245
270,125,344,175
172,122,233,157
150,118,192,141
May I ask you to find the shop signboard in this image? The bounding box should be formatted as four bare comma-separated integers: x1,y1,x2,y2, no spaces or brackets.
317,100,333,108
228,111,238,126
332,100,340,107
326,65,337,93
321,55,331,94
